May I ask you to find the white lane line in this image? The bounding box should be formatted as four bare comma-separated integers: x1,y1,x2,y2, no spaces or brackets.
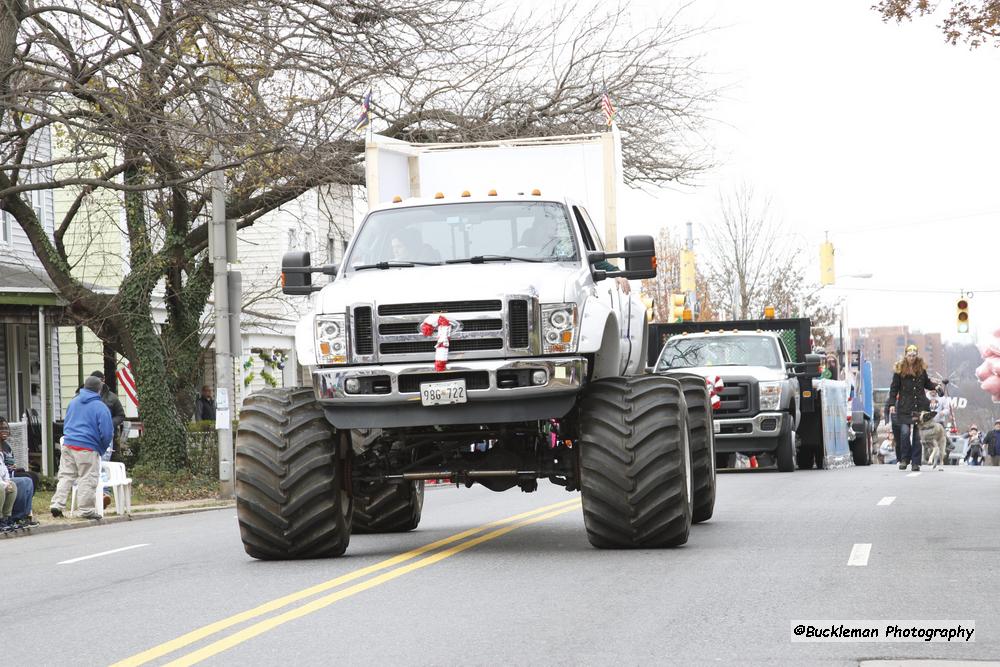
58,543,150,565
877,496,896,506
848,543,872,567
906,472,921,477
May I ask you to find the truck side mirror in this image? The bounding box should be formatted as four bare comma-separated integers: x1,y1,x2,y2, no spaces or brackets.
282,251,317,295
801,353,823,378
622,235,656,278
786,353,823,379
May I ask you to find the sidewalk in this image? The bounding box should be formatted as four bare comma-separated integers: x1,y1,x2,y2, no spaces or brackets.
2,497,234,539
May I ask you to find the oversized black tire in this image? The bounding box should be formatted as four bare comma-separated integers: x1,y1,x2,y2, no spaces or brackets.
674,374,716,523
776,427,795,472
578,376,692,549
235,388,352,560
353,481,424,533
350,428,424,533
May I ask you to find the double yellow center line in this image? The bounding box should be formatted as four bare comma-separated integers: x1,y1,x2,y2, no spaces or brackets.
112,497,581,667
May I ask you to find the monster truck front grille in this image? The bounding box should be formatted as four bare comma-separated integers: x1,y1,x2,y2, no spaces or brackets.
353,306,374,355
378,319,503,336
716,382,752,416
508,299,529,348
398,371,491,393
377,300,502,316
380,338,504,355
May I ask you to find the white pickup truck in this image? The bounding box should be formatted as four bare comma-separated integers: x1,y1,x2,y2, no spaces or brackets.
654,330,802,472
233,132,717,559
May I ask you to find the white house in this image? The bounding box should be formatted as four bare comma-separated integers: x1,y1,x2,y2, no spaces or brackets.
0,128,64,475
55,180,356,419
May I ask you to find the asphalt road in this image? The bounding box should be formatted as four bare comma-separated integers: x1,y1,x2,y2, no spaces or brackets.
3,464,999,666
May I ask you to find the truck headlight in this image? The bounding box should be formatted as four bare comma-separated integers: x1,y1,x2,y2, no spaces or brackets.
759,381,783,411
541,303,578,354
315,314,349,365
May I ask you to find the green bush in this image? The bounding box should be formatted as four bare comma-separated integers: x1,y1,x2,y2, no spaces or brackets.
129,465,221,502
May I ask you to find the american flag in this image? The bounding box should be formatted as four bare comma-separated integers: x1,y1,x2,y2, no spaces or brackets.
117,362,138,407
600,89,616,126
354,89,372,133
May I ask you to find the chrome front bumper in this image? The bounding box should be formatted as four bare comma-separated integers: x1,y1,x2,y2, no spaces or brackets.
313,357,587,405
713,412,787,439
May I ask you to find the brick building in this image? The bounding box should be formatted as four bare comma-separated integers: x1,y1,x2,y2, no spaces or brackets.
849,326,946,388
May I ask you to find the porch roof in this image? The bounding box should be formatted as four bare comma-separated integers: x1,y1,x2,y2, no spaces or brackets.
0,263,65,306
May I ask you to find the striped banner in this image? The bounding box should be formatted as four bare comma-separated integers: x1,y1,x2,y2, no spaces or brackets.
117,362,138,406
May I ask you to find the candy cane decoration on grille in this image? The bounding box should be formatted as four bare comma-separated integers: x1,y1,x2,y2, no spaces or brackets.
705,375,723,410
420,314,461,371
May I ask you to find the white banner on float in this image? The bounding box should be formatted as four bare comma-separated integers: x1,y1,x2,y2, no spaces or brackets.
815,379,852,468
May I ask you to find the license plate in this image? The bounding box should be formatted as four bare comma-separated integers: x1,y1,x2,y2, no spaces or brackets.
420,379,467,406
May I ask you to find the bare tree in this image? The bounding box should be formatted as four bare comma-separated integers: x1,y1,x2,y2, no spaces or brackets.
0,0,716,468
702,184,833,331
875,1,1000,48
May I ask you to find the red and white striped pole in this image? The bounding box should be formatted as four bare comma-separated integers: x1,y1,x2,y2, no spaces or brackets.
420,314,459,371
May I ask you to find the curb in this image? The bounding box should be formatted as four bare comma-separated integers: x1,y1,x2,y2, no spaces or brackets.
1,502,235,539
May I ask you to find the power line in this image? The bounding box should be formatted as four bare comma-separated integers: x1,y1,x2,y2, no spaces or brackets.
826,209,999,236
832,286,1000,294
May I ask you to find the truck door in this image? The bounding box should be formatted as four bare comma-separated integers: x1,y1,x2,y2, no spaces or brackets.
573,206,642,375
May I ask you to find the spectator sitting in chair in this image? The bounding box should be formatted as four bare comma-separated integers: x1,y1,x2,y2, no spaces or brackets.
0,418,38,529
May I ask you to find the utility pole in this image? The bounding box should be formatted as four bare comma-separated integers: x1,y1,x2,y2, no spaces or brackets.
684,221,697,319
212,144,235,498
207,19,238,497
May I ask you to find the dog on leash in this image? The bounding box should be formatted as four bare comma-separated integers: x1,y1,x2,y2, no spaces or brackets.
917,411,947,470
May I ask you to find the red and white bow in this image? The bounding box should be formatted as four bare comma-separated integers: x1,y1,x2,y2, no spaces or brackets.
420,314,459,371
705,375,723,410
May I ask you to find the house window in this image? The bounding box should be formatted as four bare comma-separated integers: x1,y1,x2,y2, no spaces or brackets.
303,231,313,252
287,229,298,251
1,211,10,244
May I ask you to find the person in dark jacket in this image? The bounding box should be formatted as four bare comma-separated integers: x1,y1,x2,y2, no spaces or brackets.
983,420,1000,466
887,344,942,471
89,371,125,433
194,385,217,422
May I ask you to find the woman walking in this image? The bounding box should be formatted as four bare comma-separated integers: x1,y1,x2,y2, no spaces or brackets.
887,344,942,472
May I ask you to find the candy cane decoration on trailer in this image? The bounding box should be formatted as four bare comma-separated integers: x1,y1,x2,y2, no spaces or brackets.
705,375,723,410
420,314,461,371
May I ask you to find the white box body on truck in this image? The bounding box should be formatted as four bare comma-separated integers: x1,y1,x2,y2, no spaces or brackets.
233,131,718,560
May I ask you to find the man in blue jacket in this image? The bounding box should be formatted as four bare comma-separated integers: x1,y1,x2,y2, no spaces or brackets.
50,375,114,519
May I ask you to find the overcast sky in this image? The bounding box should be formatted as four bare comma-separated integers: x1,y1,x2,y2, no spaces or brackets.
615,0,999,346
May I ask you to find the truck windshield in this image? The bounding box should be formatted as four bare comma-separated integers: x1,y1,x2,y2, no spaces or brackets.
346,202,578,269
657,335,783,370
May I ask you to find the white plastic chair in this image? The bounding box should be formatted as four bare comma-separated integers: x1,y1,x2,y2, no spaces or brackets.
71,461,133,517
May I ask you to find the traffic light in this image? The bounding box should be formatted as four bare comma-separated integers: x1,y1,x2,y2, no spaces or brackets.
680,249,696,293
957,297,970,334
819,241,835,286
670,294,686,322
640,295,655,321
